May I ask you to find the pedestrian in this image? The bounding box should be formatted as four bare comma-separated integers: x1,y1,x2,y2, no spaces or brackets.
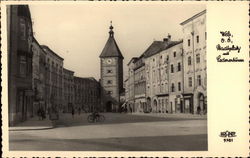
78,107,81,115
72,107,75,118
37,108,42,120
197,106,201,115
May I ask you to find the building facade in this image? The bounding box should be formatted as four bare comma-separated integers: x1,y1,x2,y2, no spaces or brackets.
42,45,64,112
144,37,183,113
74,77,100,112
99,23,124,112
133,55,147,113
126,58,137,112
63,68,74,112
125,10,207,115
181,10,207,114
7,5,34,125
32,38,46,116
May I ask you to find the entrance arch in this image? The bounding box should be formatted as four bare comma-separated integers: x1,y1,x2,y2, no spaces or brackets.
153,99,158,113
106,101,112,112
198,93,204,111
146,97,151,113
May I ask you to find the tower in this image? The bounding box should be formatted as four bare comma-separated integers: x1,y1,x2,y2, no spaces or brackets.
99,22,124,112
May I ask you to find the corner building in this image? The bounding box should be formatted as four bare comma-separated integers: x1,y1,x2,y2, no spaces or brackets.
181,10,207,114
99,23,124,112
7,5,34,125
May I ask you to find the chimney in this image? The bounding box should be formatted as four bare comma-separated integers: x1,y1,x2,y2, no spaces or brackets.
163,33,171,43
168,33,171,40
163,38,169,42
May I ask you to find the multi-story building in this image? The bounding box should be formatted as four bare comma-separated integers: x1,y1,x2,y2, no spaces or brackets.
133,55,147,113
126,57,137,112
63,68,74,112
144,36,183,113
99,23,124,112
180,10,207,114
7,5,34,125
32,37,46,115
42,45,64,112
74,77,100,112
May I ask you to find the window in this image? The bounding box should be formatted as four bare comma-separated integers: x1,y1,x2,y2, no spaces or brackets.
20,21,26,40
205,32,207,40
107,69,112,73
196,35,199,43
173,51,176,57
188,77,192,87
177,62,181,71
107,91,113,95
197,75,201,86
188,56,192,65
196,54,200,63
19,56,26,77
171,83,175,92
188,39,191,47
178,82,181,91
171,64,174,73
107,80,112,84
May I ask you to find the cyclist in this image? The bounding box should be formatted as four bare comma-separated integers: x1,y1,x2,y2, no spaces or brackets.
92,110,100,121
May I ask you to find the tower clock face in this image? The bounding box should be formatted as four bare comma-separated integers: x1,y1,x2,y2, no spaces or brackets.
106,58,113,65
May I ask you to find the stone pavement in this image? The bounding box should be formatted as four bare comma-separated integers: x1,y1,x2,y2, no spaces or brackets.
9,116,54,131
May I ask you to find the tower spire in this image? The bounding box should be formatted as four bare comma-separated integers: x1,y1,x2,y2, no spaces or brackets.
109,21,114,37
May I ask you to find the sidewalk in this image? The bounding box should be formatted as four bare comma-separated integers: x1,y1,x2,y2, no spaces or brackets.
9,116,54,131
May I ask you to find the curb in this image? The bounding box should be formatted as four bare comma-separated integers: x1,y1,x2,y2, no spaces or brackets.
9,126,54,131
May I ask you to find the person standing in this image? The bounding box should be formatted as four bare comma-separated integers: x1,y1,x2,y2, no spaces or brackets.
72,107,75,118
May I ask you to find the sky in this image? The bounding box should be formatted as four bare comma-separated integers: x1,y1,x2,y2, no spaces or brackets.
29,3,206,80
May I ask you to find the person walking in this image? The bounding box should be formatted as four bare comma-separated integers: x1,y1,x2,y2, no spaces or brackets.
72,107,75,118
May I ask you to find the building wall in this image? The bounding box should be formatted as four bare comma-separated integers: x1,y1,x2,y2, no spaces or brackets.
182,10,207,114
8,5,34,126
167,43,184,113
145,41,182,113
126,58,136,112
42,46,64,113
74,77,100,112
32,38,46,116
63,68,74,112
134,58,146,113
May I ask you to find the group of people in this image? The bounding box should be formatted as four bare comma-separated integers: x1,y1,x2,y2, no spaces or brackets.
37,107,46,120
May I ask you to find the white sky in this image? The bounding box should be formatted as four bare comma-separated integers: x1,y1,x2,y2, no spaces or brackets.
29,3,206,80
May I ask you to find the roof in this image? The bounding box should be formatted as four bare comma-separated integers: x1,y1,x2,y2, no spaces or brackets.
99,35,124,59
74,76,98,82
180,10,206,26
63,68,74,74
143,40,183,58
127,57,138,66
41,45,64,61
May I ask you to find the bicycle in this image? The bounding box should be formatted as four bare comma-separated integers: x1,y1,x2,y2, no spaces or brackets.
87,113,105,123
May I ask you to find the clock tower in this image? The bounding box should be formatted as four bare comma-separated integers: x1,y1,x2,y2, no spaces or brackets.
99,22,124,112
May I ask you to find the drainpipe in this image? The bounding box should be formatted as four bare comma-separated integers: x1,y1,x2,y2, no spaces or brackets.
191,20,196,114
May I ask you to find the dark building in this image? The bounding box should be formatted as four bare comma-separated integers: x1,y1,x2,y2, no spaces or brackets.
74,77,101,112
7,5,34,126
99,22,124,112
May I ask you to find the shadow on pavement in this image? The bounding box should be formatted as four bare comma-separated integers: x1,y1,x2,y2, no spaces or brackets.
10,134,208,151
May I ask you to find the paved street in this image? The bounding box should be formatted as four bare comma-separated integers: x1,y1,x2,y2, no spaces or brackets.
9,113,207,151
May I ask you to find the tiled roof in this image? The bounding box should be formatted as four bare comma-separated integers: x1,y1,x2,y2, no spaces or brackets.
143,40,183,58
99,36,124,59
